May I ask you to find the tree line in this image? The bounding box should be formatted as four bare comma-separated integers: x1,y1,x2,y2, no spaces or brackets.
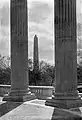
0,55,82,86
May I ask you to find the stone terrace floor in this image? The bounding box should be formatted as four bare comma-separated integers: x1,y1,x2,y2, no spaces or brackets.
0,97,82,120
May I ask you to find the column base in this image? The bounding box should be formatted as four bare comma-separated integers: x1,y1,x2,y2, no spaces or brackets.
45,93,82,109
3,89,36,102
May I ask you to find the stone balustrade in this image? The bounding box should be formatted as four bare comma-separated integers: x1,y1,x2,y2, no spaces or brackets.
29,86,54,99
0,85,54,99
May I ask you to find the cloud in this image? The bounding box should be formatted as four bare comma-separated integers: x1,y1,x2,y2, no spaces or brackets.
0,4,9,27
0,2,10,56
28,1,51,23
28,23,53,38
0,0,81,65
0,34,10,56
39,36,54,61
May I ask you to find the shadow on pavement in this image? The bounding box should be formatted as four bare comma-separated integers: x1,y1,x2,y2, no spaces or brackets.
51,108,82,120
0,101,22,117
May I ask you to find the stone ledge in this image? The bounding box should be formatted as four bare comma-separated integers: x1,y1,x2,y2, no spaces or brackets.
45,98,82,109
3,93,36,102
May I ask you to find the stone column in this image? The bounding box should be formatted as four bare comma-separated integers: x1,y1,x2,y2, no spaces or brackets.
33,35,39,73
45,0,82,108
3,0,36,102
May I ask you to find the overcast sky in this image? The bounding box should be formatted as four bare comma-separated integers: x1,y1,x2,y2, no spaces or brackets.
0,0,82,64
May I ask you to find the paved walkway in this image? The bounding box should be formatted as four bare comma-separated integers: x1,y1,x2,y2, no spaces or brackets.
0,97,82,120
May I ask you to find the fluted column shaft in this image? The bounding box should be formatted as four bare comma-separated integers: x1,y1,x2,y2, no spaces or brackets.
11,0,28,91
55,0,77,97
45,0,82,108
3,0,36,102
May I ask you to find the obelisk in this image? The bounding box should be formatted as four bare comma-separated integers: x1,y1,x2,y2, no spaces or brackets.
3,0,36,102
33,35,39,73
45,0,82,108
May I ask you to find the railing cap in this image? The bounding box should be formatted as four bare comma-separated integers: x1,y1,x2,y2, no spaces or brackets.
29,86,54,89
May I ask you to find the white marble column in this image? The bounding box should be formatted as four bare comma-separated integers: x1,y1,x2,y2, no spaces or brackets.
45,0,82,108
3,0,36,102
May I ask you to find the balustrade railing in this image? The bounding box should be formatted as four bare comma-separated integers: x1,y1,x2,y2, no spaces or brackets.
0,85,54,99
